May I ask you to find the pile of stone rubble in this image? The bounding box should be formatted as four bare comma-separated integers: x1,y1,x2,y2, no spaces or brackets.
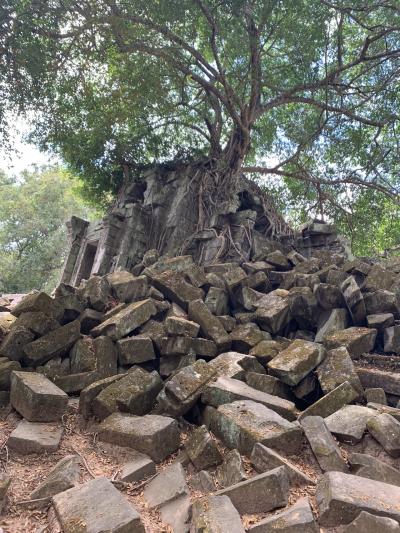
0,244,400,532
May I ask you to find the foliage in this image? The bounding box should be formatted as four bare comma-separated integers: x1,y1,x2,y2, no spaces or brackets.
0,0,399,207
260,175,400,256
0,167,100,293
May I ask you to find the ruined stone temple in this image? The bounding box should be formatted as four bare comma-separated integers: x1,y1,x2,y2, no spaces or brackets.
61,163,351,286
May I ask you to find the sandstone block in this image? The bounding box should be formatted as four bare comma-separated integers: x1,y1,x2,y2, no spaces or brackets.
204,400,303,456
301,416,348,472
268,339,326,386
248,497,318,533
316,471,400,526
91,299,157,340
191,495,245,533
201,376,297,421
250,443,314,486
188,299,231,350
98,412,180,462
214,466,289,515
23,320,81,366
10,371,68,422
185,425,222,471
53,477,144,533
7,420,63,454
323,326,376,357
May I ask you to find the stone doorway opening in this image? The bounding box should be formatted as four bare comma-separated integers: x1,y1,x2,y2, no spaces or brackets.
76,241,98,284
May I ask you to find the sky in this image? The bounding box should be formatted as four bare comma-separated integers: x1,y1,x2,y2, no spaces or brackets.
0,116,58,175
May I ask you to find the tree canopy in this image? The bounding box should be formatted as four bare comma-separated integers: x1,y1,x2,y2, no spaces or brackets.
1,1,399,209
0,167,99,293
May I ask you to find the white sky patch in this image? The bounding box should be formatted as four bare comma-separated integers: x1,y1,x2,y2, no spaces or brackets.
0,115,59,176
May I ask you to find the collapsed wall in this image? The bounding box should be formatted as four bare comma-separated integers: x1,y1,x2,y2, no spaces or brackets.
61,163,351,286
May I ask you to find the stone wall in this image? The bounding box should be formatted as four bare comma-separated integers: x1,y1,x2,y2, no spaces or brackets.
61,164,351,286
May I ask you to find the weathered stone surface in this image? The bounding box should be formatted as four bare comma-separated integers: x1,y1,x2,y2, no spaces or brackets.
53,477,144,533
10,371,68,422
185,425,222,471
367,313,395,331
343,511,400,532
188,299,231,350
250,443,315,486
204,400,303,456
192,337,217,358
325,405,376,444
230,323,266,352
30,455,80,500
143,462,189,509
80,275,111,312
301,416,348,472
70,337,96,373
191,495,245,533
316,471,400,526
98,412,180,462
209,352,265,380
190,470,216,492
108,271,148,302
23,320,81,366
314,283,344,310
249,339,281,364
93,336,117,379
205,286,229,315
349,452,400,487
367,413,400,457
159,494,191,533
152,270,204,310
255,290,291,334
156,359,216,417
245,372,292,400
341,276,366,325
365,264,397,291
7,420,63,454
367,402,400,421
201,376,297,421
365,387,387,405
117,336,155,365
92,368,163,419
287,287,319,330
91,299,157,340
268,339,326,386
12,292,63,320
299,381,358,420
0,326,35,361
0,359,21,390
364,289,400,318
216,449,246,488
11,311,59,337
316,346,363,395
160,335,195,356
323,327,377,357
165,316,200,337
248,497,318,533
214,466,289,515
384,325,400,354
315,308,349,343
79,374,124,419
120,453,156,483
357,367,400,396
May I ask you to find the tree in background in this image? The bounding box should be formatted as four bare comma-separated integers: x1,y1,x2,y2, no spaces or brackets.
0,1,399,250
0,167,99,293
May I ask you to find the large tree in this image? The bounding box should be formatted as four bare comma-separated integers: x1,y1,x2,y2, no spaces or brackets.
0,167,98,293
1,1,399,220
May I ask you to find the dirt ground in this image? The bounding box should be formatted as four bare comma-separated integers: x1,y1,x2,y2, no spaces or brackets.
0,397,397,533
